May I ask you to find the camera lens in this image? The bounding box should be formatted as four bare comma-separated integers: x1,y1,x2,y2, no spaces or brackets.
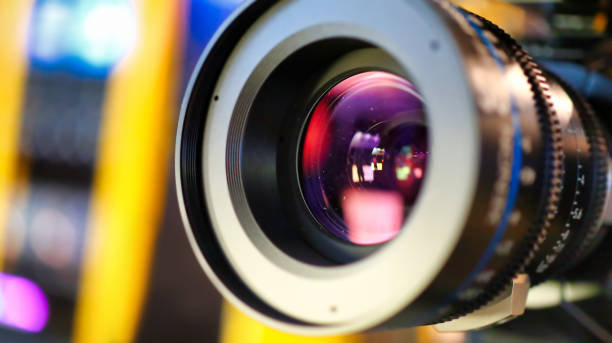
176,0,612,335
300,71,428,245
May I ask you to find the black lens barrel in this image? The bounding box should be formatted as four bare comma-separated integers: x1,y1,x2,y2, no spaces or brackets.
525,70,609,282
425,6,609,322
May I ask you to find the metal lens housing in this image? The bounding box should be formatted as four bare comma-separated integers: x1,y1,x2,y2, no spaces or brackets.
176,0,610,335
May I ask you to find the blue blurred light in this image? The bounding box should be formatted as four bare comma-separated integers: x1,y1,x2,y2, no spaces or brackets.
28,0,137,78
75,2,137,68
28,1,70,64
183,0,244,85
207,0,244,8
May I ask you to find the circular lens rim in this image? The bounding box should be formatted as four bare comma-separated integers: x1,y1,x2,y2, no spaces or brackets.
183,0,480,331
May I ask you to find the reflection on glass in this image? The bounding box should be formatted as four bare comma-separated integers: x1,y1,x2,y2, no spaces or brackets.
343,189,404,245
301,71,429,245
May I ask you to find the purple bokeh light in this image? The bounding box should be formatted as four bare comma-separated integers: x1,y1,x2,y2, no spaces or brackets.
0,273,49,333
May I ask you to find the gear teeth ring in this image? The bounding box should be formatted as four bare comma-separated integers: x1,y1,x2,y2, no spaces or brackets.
433,10,565,323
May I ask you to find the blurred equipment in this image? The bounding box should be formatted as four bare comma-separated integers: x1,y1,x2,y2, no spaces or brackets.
0,0,186,341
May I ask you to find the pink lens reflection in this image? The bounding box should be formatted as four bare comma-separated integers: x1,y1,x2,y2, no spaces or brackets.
343,189,404,245
300,71,428,245
0,273,49,333
302,99,331,176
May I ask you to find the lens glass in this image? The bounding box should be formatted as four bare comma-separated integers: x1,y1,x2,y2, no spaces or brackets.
300,71,428,245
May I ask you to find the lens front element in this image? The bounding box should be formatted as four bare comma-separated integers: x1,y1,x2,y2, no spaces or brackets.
300,71,429,245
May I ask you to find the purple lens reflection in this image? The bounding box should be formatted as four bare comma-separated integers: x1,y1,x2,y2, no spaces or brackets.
301,71,428,245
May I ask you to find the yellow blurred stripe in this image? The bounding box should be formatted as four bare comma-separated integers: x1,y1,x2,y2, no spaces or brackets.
416,326,466,343
452,0,527,38
219,303,470,343
0,0,33,271
220,303,365,343
73,0,184,342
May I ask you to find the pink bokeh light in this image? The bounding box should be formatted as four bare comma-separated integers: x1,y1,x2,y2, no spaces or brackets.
342,189,404,245
0,273,49,333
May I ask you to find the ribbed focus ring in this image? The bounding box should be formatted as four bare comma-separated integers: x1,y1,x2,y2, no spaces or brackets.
435,10,565,322
544,73,609,278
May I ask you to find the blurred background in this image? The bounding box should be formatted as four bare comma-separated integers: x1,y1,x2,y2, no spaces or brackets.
0,0,609,342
